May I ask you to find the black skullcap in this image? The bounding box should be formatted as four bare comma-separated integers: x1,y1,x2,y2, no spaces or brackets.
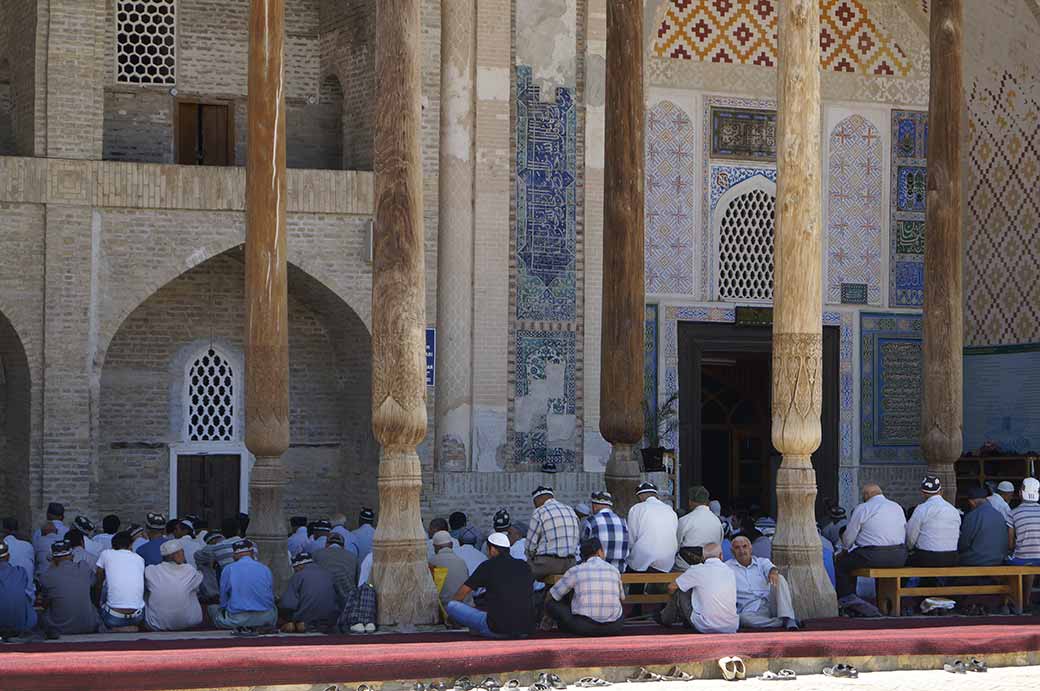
493,509,511,531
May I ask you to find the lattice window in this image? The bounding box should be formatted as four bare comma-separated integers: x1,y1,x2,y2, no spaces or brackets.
186,348,235,442
116,0,176,85
717,188,776,301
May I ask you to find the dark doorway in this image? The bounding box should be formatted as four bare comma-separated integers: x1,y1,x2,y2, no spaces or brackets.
176,101,233,166
177,454,241,527
678,321,839,518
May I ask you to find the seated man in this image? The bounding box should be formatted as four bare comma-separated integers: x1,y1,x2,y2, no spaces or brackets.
208,539,277,631
657,542,738,634
454,530,488,575
287,516,309,557
583,491,629,573
429,530,472,607
93,515,121,553
959,486,1009,566
821,506,848,550
194,517,242,602
526,486,580,579
279,552,339,633
38,540,100,635
446,532,535,639
835,483,907,602
676,486,724,565
312,532,358,605
988,481,1015,527
726,536,798,630
545,537,624,636
1009,478,1040,608
426,517,459,560
144,539,204,631
0,541,36,634
96,531,147,631
905,476,960,567
65,529,98,571
627,481,679,575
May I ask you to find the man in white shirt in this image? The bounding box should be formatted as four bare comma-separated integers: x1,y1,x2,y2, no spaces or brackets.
144,539,204,631
835,483,908,600
96,531,147,631
627,481,679,574
676,485,724,568
906,475,960,567
657,543,738,634
455,530,488,575
726,536,797,630
287,516,309,557
988,481,1015,527
93,515,121,553
331,513,361,557
172,519,203,568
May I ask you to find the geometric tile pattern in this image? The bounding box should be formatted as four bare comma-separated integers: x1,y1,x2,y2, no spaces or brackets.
965,71,1040,346
717,187,776,301
710,107,777,162
827,114,883,305
514,329,577,468
644,304,659,445
860,312,924,464
707,164,777,300
889,110,928,307
646,101,696,294
653,0,910,77
515,65,578,322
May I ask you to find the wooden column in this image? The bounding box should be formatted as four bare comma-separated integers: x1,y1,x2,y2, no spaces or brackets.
921,0,963,504
371,0,439,626
244,0,290,589
770,0,837,619
601,0,645,518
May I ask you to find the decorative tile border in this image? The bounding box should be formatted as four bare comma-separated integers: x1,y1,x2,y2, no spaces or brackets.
644,304,659,444
860,311,924,463
646,101,696,295
889,110,927,308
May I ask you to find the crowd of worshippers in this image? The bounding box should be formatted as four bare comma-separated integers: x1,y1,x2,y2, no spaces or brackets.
0,504,381,638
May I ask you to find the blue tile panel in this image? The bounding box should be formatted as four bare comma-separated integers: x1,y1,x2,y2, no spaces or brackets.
514,329,577,467
860,312,924,464
890,110,927,307
643,304,659,445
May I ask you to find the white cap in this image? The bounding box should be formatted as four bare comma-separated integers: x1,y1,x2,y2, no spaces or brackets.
160,539,183,557
487,532,511,549
997,481,1015,493
432,530,453,547
1023,478,1040,502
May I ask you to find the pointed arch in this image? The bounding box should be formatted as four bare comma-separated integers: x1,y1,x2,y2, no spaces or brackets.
712,176,777,302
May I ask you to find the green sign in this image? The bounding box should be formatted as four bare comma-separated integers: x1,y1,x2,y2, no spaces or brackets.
735,306,773,327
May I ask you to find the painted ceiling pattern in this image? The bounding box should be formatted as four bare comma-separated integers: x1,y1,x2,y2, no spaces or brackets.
653,0,911,77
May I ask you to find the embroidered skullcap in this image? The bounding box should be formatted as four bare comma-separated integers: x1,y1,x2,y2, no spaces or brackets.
146,512,167,529
177,518,195,532
313,519,332,532
47,502,65,516
531,486,554,500
232,539,255,555
205,531,224,544
73,516,95,533
359,508,375,524
49,540,72,559
828,505,847,520
160,539,184,557
636,481,658,496
997,481,1015,493
432,530,453,547
492,509,511,531
921,475,942,495
292,551,314,567
327,532,345,546
0,542,9,559
129,524,145,538
965,486,989,500
487,532,511,549
590,491,614,507
1023,478,1040,502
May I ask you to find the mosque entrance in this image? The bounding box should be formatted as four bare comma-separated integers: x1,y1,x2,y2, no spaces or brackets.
176,454,241,527
677,321,839,519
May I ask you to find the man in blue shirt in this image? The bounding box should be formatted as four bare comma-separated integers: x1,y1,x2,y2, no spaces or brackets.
136,512,170,566
208,539,277,630
351,508,376,562
0,541,36,634
959,486,1010,566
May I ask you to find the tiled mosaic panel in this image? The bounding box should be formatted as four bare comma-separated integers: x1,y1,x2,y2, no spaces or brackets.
653,0,911,76
514,329,577,467
710,107,777,162
515,65,577,322
965,71,1040,346
890,110,927,307
860,312,923,463
827,114,883,305
644,304,659,445
646,101,696,295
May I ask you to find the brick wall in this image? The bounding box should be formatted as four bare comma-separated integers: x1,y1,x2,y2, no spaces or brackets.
320,0,374,171
2,0,39,156
0,78,12,156
98,251,375,522
46,0,106,159
103,89,174,163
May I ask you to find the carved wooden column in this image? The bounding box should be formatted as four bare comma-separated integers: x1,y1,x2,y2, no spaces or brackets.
600,0,645,518
434,0,476,472
371,0,439,626
770,0,838,618
921,0,963,504
245,0,290,589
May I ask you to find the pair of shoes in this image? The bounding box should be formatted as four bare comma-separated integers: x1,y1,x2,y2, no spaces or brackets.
718,658,746,682
661,666,692,681
757,670,796,681
537,673,566,690
627,668,665,683
350,622,378,634
822,664,858,679
945,659,986,674
575,677,610,687
232,627,258,637
480,678,502,690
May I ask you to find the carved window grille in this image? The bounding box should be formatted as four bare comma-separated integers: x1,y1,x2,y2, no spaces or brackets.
186,348,235,442
116,0,177,85
717,188,776,301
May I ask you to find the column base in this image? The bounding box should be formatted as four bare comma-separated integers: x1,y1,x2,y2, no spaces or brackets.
604,442,642,518
247,455,291,592
772,461,838,620
372,447,439,626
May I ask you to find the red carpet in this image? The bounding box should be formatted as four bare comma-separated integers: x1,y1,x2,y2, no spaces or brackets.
3,618,1040,691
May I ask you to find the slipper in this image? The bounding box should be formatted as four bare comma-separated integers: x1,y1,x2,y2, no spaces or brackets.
538,673,567,690
506,681,521,689
530,684,550,691
718,658,737,682
758,671,780,681
575,679,610,687
944,661,967,674
357,686,373,691
626,668,664,683
731,658,746,681
231,627,258,637
482,679,502,690
454,678,474,691
432,684,449,691
822,664,858,678
662,667,693,681
777,670,796,681
968,658,987,673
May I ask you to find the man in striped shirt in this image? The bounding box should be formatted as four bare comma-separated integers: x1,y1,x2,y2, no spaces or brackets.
194,517,242,601
1010,477,1040,610
582,491,629,572
526,486,580,579
545,537,624,635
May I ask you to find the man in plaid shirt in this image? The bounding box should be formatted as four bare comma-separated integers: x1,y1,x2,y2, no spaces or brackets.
582,491,630,572
526,486,580,579
545,536,625,635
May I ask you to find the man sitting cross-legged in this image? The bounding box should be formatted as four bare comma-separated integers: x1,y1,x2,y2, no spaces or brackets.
545,536,624,636
144,539,204,631
208,539,277,631
280,551,339,633
95,531,146,632
726,535,798,630
656,542,738,634
446,532,535,639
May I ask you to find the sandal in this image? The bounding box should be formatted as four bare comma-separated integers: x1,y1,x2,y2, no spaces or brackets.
454,678,474,691
822,664,858,678
506,682,521,689
482,679,502,690
626,668,664,683
575,679,611,688
530,685,550,691
968,658,987,673
777,670,796,681
758,671,780,681
538,673,567,690
944,660,968,674
662,667,693,681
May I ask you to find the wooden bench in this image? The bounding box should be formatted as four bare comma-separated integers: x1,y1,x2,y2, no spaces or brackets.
850,565,1040,616
544,572,679,604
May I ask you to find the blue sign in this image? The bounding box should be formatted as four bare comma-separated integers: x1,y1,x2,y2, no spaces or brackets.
426,328,436,387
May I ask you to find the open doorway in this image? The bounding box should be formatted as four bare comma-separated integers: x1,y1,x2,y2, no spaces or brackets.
678,321,839,518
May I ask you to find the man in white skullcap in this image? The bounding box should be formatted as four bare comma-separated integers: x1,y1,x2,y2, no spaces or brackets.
144,538,203,631
446,533,535,638
429,530,471,607
988,481,1015,527
905,475,960,567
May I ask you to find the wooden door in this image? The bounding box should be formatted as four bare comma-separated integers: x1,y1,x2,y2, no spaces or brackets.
176,102,232,166
176,455,240,526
